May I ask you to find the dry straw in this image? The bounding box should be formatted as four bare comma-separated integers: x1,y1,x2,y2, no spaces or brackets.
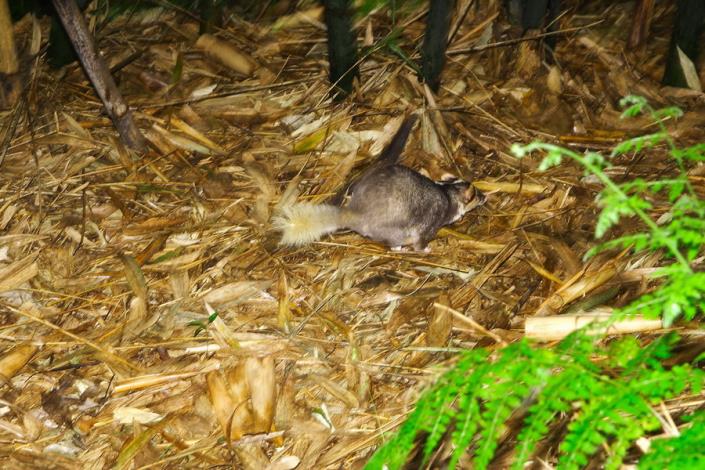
0,1,700,468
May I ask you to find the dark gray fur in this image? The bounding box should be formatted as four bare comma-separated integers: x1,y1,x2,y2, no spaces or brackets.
337,115,485,250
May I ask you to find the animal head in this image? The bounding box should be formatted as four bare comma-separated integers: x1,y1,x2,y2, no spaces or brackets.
437,175,487,222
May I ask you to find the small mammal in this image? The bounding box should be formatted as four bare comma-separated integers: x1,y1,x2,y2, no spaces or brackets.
274,115,486,251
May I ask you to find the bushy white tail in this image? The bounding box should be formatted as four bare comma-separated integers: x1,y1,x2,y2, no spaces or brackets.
272,203,341,246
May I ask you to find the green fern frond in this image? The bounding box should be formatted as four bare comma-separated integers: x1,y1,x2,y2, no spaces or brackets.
367,334,705,469
366,97,705,469
639,412,705,469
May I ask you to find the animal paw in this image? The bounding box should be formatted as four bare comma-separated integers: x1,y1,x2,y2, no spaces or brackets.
411,240,431,252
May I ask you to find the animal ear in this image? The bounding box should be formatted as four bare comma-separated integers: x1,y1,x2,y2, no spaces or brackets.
463,185,486,206
440,173,459,183
463,184,478,202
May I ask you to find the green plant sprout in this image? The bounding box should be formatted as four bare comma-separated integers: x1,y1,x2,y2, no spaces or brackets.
188,310,219,336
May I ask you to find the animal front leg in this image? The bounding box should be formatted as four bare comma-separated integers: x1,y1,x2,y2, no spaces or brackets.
412,242,432,253
412,233,435,253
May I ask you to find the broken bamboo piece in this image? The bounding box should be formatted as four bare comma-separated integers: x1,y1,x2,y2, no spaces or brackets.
526,312,663,342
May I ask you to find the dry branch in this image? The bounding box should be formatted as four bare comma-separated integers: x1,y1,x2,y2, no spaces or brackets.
51,0,147,150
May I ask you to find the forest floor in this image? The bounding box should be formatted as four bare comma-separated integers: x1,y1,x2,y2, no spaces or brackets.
1,1,704,468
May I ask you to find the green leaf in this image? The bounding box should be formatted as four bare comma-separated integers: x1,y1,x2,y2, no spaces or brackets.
619,95,647,117
538,151,563,170
651,106,683,120
368,96,705,469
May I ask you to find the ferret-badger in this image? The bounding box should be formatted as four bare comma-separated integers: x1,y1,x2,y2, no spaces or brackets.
273,115,486,251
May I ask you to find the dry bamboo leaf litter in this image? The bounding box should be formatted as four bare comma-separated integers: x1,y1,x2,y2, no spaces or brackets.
0,1,703,468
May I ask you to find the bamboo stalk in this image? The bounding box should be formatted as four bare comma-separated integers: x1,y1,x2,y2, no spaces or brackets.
0,0,18,74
